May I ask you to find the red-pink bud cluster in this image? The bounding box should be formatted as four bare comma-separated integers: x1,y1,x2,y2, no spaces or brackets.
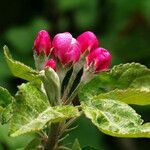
77,31,111,73
33,30,111,73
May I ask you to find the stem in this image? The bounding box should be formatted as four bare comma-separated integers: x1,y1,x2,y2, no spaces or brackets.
64,67,95,104
56,62,70,84
62,66,79,103
64,81,84,105
62,57,85,103
45,117,79,149
45,123,62,150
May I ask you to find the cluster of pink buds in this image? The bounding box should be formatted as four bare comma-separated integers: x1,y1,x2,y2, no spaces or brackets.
33,30,111,73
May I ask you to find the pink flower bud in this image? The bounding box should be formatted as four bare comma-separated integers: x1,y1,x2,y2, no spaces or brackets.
86,48,111,73
77,31,99,53
52,32,81,65
45,59,56,71
34,30,51,56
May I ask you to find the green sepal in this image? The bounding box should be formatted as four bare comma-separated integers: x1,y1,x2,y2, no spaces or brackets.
34,52,48,71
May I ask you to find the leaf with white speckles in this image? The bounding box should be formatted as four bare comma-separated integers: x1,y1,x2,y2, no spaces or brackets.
82,98,150,138
9,83,80,137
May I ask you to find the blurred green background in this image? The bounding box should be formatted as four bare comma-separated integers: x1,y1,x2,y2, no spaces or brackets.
0,0,150,149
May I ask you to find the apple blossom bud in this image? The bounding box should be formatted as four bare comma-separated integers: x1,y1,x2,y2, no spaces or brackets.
45,59,56,71
52,32,81,65
77,31,99,53
86,48,111,73
33,30,51,56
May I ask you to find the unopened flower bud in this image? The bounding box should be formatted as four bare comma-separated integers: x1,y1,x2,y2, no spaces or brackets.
33,30,51,56
77,31,99,53
52,32,81,65
86,48,111,73
45,59,56,71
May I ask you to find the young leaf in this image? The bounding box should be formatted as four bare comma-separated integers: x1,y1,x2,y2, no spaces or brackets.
2,104,13,124
82,99,150,138
72,139,82,150
9,83,79,137
78,72,115,101
96,88,150,105
0,86,14,123
111,63,150,90
11,105,80,137
0,86,14,108
79,63,150,105
3,45,39,82
39,68,61,106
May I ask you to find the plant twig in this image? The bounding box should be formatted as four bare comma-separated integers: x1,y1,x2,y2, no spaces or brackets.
45,123,61,150
45,116,79,150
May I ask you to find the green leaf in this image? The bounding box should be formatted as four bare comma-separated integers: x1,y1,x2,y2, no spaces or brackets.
82,147,99,150
111,63,150,90
72,139,82,150
0,106,3,112
9,83,79,137
2,104,13,124
78,72,115,101
96,88,150,105
129,75,150,91
82,99,150,138
24,137,41,150
79,63,150,105
11,105,80,137
0,86,14,123
3,45,39,82
0,86,14,108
